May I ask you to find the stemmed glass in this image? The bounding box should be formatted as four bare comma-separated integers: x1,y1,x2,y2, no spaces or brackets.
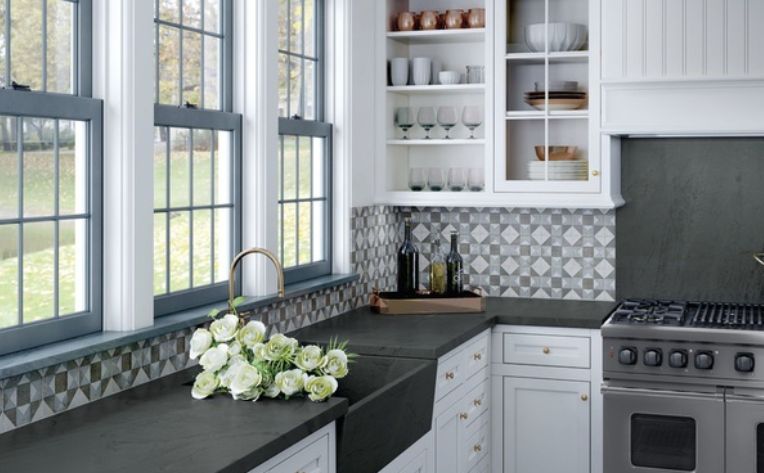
417,107,436,139
394,107,415,140
437,106,458,139
408,167,426,191
461,106,483,139
427,168,446,191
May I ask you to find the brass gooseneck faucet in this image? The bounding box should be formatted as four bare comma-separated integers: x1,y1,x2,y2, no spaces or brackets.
228,247,286,303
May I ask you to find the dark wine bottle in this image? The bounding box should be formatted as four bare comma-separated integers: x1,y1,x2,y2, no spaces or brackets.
397,218,420,295
446,231,463,295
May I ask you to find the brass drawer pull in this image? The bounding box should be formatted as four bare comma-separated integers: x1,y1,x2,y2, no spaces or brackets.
473,399,482,407
542,346,551,354
473,352,482,361
473,444,482,453
445,371,455,380
459,412,469,421
591,170,600,177
581,394,589,401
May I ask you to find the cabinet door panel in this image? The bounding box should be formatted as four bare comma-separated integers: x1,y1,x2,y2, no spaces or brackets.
502,377,590,473
434,401,461,473
266,433,329,473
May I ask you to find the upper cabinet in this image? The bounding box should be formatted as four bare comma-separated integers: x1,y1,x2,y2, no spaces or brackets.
601,0,764,134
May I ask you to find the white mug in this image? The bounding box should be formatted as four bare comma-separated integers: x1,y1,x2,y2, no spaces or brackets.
390,57,409,86
411,57,432,86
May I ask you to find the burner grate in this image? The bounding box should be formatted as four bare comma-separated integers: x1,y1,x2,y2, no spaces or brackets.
688,302,764,329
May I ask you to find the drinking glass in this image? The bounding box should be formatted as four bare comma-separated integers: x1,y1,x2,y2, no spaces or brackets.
427,168,446,191
462,106,483,139
437,106,458,139
468,168,485,191
394,107,415,140
448,168,467,191
417,106,436,139
408,167,426,191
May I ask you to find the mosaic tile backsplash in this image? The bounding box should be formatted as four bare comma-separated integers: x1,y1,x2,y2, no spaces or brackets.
0,205,614,434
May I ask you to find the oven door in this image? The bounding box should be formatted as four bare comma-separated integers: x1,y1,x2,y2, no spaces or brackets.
603,385,724,472
726,392,764,473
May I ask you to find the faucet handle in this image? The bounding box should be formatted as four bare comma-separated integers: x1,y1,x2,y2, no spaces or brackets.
754,253,764,267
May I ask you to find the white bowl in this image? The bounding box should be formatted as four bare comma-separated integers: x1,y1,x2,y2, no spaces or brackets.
439,70,461,85
524,23,587,52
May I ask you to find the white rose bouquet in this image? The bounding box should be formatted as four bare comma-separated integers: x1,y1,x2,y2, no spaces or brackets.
189,301,352,403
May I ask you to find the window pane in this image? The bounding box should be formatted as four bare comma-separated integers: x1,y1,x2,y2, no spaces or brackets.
203,35,221,110
297,201,311,264
213,207,230,283
11,0,43,90
0,0,6,88
58,120,87,215
158,0,180,23
214,130,232,205
193,129,212,206
154,127,168,209
192,208,211,287
154,213,167,295
298,137,311,199
278,53,289,117
313,200,325,261
290,0,303,54
46,0,74,94
282,135,296,200
158,25,181,105
182,30,202,106
0,116,19,219
303,59,316,120
23,118,55,217
0,224,18,329
23,220,55,323
182,0,201,28
288,55,302,117
278,0,288,51
58,218,86,316
170,127,190,207
282,202,296,267
304,0,315,58
311,136,324,198
169,210,190,292
204,0,220,33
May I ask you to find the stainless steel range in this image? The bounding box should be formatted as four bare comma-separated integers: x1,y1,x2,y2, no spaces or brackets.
602,299,764,473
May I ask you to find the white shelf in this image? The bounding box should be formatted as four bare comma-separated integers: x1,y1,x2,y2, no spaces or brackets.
505,50,590,64
387,84,485,95
387,139,485,146
386,28,485,44
505,110,589,120
377,191,623,209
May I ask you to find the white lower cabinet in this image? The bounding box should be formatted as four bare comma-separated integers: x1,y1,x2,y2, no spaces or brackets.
378,430,434,473
247,422,336,473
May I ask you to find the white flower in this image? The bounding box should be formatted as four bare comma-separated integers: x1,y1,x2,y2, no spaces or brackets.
263,334,299,362
322,349,349,379
228,341,242,356
238,320,267,349
229,363,263,397
191,371,219,400
294,345,327,372
304,375,338,402
199,344,229,372
274,369,305,397
251,342,267,361
210,313,239,342
218,355,247,389
189,329,213,359
233,386,263,402
263,383,281,398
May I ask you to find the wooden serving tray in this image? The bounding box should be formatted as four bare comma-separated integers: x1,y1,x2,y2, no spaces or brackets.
370,290,486,315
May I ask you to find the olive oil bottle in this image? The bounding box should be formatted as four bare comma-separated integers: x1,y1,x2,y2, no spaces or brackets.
429,236,447,295
446,231,463,294
397,218,419,295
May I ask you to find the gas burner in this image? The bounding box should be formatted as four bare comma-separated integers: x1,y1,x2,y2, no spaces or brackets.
610,299,687,326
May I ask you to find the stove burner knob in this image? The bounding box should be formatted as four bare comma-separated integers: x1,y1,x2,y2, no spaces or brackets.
618,347,638,365
694,351,715,370
669,350,688,368
735,353,755,373
643,349,663,367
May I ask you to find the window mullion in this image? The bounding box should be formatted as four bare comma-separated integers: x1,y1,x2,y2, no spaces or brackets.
210,130,215,285
200,0,205,109
16,117,23,326
4,0,10,86
53,119,60,318
178,0,184,106
300,0,305,117
42,0,47,91
165,127,171,294
188,129,194,288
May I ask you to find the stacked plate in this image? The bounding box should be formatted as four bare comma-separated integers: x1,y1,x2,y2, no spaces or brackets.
527,160,588,181
524,82,587,111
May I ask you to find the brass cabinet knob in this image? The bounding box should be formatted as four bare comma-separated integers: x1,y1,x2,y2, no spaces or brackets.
542,346,551,354
459,412,469,421
591,170,600,177
473,398,482,407
473,444,482,453
473,352,482,361
581,394,589,401
445,371,455,380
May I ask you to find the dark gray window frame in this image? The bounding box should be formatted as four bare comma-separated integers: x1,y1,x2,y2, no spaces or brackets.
0,89,102,357
153,0,240,317
278,0,332,285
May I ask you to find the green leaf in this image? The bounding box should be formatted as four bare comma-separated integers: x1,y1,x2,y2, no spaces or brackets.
207,308,221,318
230,296,248,308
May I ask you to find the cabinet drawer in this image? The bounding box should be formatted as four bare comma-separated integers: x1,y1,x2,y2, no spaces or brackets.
461,412,489,473
265,433,329,473
435,351,463,401
503,333,590,368
463,336,489,380
459,378,489,428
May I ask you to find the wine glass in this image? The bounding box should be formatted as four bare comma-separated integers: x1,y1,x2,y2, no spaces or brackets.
448,168,467,191
417,106,436,139
461,106,483,139
437,106,458,139
394,107,415,140
408,167,426,191
427,168,446,191
468,167,485,191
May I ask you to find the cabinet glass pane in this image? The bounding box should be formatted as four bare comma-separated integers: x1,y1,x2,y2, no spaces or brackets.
546,119,588,182
549,0,589,51
506,120,543,181
507,0,544,53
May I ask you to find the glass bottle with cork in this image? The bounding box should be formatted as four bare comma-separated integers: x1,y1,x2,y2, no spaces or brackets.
397,217,419,295
446,230,463,294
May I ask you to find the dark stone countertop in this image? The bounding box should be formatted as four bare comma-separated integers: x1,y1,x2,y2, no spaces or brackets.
0,368,348,473
289,297,616,359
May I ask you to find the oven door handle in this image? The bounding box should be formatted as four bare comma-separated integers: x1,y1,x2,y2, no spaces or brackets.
602,385,724,400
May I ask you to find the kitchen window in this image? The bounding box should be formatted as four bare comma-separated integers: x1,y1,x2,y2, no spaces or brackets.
278,0,332,284
0,0,102,356
153,0,241,316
